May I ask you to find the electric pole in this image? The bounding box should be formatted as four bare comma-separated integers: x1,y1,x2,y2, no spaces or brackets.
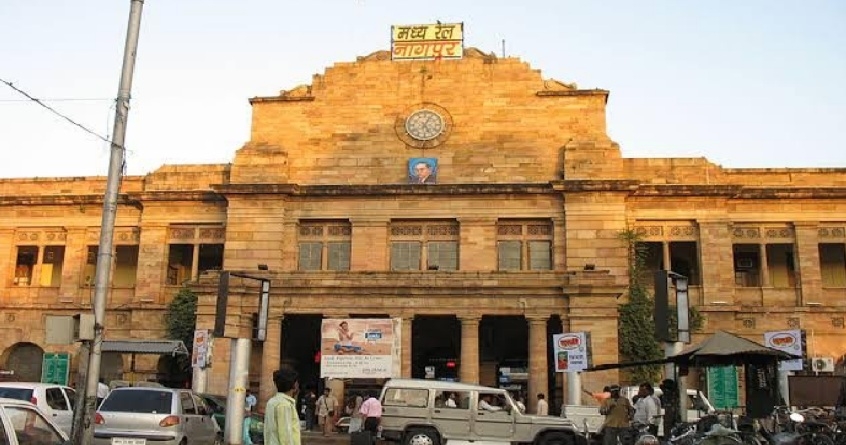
75,1,145,443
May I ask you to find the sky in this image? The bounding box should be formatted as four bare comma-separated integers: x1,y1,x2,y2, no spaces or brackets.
1,0,845,179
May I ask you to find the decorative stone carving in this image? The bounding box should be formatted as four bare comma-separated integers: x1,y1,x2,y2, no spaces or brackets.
669,226,697,237
497,225,522,236
732,227,761,239
198,227,225,240
527,225,552,236
327,226,352,237
764,227,794,238
169,227,195,240
635,226,662,237
819,227,846,238
833,317,845,328
787,317,801,328
543,79,577,91
427,225,459,237
391,225,423,236
742,318,756,329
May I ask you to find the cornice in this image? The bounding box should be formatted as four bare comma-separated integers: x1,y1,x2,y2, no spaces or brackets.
212,183,554,196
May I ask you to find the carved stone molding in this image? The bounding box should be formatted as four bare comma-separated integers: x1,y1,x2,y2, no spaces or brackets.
764,227,794,239
787,317,801,328
742,318,756,329
819,227,846,239
732,227,761,239
833,317,845,328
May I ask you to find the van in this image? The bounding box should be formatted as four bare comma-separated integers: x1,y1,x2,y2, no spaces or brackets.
380,378,587,445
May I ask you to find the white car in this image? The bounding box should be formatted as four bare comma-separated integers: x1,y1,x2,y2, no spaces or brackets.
0,382,76,436
0,396,70,444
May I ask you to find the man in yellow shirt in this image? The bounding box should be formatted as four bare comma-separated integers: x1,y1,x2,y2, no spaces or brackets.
264,365,301,445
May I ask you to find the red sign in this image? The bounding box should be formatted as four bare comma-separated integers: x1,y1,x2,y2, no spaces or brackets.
769,333,796,348
557,334,581,350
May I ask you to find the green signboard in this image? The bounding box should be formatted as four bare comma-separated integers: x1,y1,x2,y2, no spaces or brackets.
41,353,71,386
707,365,739,409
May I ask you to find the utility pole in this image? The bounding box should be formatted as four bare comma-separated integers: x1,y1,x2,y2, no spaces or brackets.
76,1,145,444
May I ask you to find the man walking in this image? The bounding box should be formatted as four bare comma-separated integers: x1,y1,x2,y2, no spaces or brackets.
316,387,338,436
264,365,301,445
633,383,660,436
360,391,383,439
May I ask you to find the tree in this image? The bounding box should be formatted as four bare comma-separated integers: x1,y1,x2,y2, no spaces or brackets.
617,230,664,384
164,287,197,379
617,230,704,384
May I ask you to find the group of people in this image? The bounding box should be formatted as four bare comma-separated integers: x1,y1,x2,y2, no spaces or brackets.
596,380,681,445
263,365,384,445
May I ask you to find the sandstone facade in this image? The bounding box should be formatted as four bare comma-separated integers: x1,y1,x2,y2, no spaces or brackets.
0,48,844,411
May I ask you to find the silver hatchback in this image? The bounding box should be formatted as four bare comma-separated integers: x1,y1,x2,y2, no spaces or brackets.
94,387,221,445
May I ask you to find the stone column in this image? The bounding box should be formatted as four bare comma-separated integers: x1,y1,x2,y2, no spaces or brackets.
260,315,283,406
794,223,822,305
662,241,671,271
526,315,549,414
759,243,771,287
402,315,413,378
459,316,481,384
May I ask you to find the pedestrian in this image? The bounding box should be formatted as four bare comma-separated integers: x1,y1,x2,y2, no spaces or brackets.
316,387,338,436
264,365,301,445
96,378,110,406
350,393,364,433
360,391,383,438
633,383,660,436
246,389,257,412
514,393,526,414
536,393,549,416
599,385,633,445
243,407,255,445
303,388,317,431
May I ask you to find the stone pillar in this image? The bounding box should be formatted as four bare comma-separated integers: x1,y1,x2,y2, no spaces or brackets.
459,316,481,384
0,229,13,288
527,315,549,414
698,220,736,304
760,243,771,287
662,241,671,271
794,223,822,305
59,228,87,301
350,219,389,271
458,218,497,271
401,316,413,378
135,224,167,303
260,315,283,406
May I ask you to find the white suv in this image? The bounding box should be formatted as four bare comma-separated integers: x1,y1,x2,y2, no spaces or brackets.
0,382,76,436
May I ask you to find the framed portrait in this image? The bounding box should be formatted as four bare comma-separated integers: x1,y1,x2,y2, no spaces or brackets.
408,158,438,184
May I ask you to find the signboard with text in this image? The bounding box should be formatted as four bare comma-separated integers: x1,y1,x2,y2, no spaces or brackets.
192,329,210,369
553,332,591,372
391,23,464,61
320,318,400,379
707,365,740,409
763,329,804,371
41,353,70,386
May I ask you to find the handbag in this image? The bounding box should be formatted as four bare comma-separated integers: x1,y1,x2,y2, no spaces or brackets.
324,397,335,417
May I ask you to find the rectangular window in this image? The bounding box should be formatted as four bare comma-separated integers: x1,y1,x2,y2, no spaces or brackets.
391,242,421,271
198,244,224,275
390,221,459,271
496,220,554,270
528,241,552,270
327,242,351,271
40,246,65,286
298,242,323,271
820,243,846,287
167,244,194,285
733,244,761,287
669,241,701,286
382,388,429,408
14,246,38,286
497,241,522,270
428,242,458,271
114,245,139,287
766,243,797,288
298,221,352,271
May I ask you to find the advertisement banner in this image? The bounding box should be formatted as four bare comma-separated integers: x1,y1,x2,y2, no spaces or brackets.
192,329,209,369
553,332,591,372
391,23,464,61
320,318,399,379
763,329,804,372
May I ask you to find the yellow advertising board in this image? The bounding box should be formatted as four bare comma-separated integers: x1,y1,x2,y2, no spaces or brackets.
391,23,464,61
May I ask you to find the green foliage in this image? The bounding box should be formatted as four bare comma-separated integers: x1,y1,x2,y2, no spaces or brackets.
617,230,664,384
164,287,197,372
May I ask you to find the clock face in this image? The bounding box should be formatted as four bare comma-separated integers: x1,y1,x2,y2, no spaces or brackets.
405,109,445,141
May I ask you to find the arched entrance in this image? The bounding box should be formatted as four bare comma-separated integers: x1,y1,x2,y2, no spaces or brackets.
101,352,124,384
3,342,44,382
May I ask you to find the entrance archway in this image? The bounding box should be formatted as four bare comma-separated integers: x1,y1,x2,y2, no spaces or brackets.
3,342,44,382
412,316,460,381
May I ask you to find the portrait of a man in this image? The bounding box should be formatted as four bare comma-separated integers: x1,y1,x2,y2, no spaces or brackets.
408,158,438,184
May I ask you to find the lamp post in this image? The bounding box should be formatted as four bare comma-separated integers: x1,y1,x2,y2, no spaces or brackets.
654,270,691,422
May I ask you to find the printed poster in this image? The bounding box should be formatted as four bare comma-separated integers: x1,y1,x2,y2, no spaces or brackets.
320,318,399,379
191,329,209,369
763,329,804,371
553,332,591,373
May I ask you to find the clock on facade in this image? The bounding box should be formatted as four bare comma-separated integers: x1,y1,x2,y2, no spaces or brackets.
405,109,445,141
395,102,453,149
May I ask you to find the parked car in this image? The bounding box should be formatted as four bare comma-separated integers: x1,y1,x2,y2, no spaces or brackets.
94,386,221,445
0,396,70,444
0,382,76,436
198,393,264,443
380,378,586,445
